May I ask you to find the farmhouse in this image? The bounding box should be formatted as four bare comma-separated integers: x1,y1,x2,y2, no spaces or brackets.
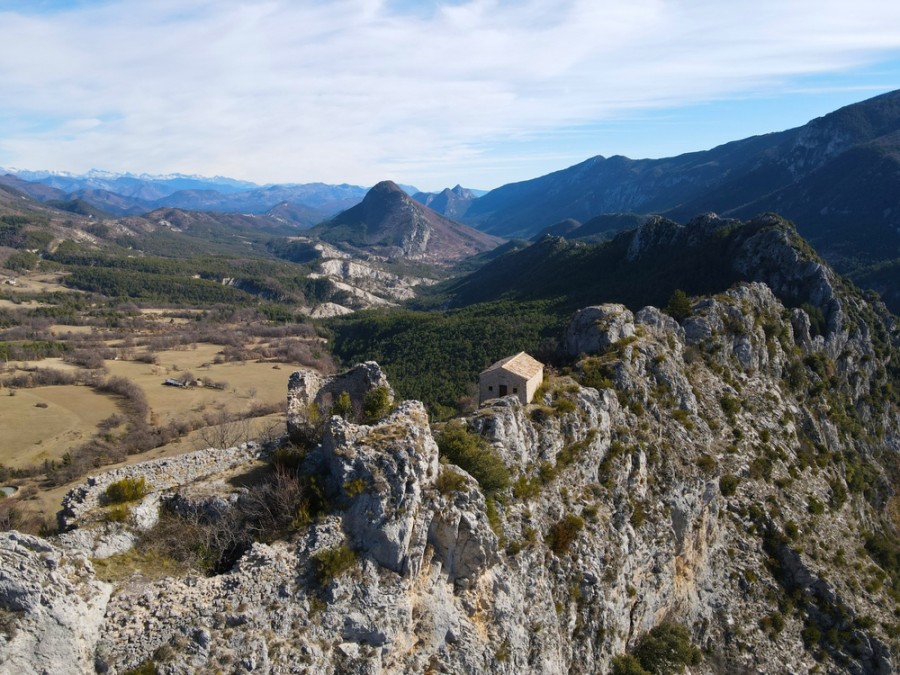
479,352,544,405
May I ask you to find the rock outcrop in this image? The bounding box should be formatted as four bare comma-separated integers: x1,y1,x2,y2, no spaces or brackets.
287,361,394,443
563,303,635,356
2,253,898,673
0,532,111,675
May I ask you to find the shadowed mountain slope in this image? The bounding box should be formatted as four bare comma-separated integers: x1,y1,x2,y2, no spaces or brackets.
463,90,900,275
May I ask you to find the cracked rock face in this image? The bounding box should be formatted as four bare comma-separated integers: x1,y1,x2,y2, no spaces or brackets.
287,361,395,443
2,256,899,673
0,532,111,675
318,401,439,574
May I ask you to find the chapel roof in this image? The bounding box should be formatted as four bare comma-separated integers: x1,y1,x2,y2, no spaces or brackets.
481,351,544,379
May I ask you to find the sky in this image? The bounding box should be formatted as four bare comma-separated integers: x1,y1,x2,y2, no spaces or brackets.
2,1,900,192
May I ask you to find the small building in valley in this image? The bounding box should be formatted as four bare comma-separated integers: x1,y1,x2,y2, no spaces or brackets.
479,352,544,405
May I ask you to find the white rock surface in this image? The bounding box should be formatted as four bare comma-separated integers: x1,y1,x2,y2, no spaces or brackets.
0,532,111,675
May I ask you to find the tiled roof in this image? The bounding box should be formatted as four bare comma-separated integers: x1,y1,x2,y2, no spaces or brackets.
482,351,543,379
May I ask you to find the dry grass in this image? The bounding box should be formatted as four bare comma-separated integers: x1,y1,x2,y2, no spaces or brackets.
0,385,119,468
2,358,83,374
0,272,76,295
48,324,97,336
103,343,292,424
1,324,313,527
91,547,193,583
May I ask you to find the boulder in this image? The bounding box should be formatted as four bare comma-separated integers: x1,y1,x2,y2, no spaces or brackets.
564,304,635,357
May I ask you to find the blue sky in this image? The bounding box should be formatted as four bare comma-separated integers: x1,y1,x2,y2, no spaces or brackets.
1,0,900,191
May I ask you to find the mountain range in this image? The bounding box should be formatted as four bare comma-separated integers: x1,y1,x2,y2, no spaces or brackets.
5,89,900,306
457,91,900,269
0,170,422,228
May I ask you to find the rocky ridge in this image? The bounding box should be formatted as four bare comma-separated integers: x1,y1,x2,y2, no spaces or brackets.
1,231,899,673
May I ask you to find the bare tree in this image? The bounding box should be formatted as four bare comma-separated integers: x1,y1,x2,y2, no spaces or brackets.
194,411,254,450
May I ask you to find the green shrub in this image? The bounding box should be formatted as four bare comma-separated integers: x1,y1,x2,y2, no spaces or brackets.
362,386,393,423
719,474,740,497
632,622,702,675
554,398,576,414
665,289,692,321
749,456,773,482
611,654,651,675
105,504,131,523
485,496,503,538
695,454,717,474
807,496,825,516
105,476,149,504
784,521,799,539
435,468,468,495
828,478,847,511
312,544,357,586
512,474,542,500
343,478,367,497
801,303,826,337
631,501,648,528
272,445,306,473
122,660,158,675
719,395,740,417
801,624,821,647
437,424,509,496
4,250,38,271
577,357,616,390
332,391,353,419
759,611,785,636
671,408,690,425
546,514,584,555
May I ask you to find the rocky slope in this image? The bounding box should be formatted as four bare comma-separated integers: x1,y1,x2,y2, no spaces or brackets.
310,181,502,264
2,233,899,674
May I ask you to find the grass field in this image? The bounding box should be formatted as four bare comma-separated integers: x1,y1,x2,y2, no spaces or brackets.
2,358,83,373
0,385,119,469
0,284,326,529
104,343,294,423
1,272,75,295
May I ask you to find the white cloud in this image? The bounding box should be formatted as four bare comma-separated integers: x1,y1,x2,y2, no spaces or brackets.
1,0,900,189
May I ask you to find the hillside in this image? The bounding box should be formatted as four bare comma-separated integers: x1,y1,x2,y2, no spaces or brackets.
327,212,893,422
310,180,503,263
441,214,810,312
3,221,898,672
462,89,900,277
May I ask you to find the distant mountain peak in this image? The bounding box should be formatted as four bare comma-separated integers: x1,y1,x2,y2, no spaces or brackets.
411,184,479,221
367,180,406,197
312,180,502,263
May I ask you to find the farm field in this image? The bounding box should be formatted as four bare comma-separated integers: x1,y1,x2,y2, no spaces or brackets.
0,256,335,531
103,342,293,423
0,385,119,469
1,335,327,527
1,272,76,295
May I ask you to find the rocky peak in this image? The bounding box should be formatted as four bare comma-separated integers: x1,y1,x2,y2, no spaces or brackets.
2,268,898,673
312,180,502,263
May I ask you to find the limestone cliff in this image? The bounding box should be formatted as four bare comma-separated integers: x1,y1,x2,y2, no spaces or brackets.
1,241,899,674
